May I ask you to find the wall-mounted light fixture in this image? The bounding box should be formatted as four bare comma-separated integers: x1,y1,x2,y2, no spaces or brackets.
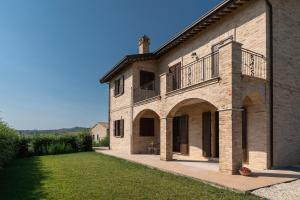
191,52,199,60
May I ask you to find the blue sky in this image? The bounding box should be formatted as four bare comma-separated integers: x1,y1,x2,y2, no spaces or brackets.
0,0,222,130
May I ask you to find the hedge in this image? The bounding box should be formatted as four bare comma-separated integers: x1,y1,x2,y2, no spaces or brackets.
0,121,18,169
30,131,92,156
0,120,93,169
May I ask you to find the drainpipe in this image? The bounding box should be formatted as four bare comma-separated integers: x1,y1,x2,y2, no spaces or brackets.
108,83,111,150
266,0,273,168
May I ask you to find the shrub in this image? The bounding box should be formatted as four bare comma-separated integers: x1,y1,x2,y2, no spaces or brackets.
30,131,92,156
1,124,93,166
0,121,18,169
99,135,109,147
16,136,31,158
78,131,93,152
31,134,54,155
47,143,74,155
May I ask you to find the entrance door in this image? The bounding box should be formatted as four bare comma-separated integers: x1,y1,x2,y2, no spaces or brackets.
202,112,212,157
172,115,189,155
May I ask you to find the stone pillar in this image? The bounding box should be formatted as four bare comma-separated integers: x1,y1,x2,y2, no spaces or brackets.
160,73,167,98
218,41,243,174
160,117,173,161
219,109,243,174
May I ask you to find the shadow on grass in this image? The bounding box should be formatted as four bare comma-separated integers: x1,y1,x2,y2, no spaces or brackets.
0,157,49,200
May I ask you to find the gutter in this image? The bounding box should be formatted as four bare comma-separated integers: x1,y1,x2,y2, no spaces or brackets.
154,0,235,56
266,0,273,168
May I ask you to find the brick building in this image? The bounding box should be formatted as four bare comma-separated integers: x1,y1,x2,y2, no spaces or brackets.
100,0,300,174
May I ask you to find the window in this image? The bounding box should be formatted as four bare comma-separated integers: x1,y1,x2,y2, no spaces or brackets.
140,70,155,90
139,118,155,136
97,135,99,141
114,119,124,137
114,76,124,96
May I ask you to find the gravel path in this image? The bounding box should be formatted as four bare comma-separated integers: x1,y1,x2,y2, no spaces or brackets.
252,179,300,200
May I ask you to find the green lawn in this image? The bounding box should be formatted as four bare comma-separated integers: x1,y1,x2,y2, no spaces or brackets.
0,152,259,200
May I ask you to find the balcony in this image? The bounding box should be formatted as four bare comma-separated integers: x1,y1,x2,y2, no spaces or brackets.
133,80,159,104
241,48,266,79
167,52,219,92
132,47,266,104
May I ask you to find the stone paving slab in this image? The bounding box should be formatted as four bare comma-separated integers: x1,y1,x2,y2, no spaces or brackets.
95,149,300,193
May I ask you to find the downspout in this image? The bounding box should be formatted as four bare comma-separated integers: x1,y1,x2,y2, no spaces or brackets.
108,83,111,150
266,0,273,168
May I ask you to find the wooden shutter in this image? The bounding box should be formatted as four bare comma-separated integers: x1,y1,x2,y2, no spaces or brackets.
242,108,248,163
172,117,181,152
202,112,212,157
113,121,116,136
180,115,189,155
120,119,124,137
170,63,181,90
119,76,124,95
215,111,219,158
114,80,118,96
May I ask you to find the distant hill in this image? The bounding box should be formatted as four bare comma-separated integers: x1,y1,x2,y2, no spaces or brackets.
18,127,90,135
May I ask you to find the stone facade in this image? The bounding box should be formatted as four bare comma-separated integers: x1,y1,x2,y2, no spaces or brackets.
91,122,108,142
103,0,300,174
269,0,300,167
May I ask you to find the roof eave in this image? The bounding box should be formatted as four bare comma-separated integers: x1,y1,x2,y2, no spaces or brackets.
100,53,156,83
100,0,249,83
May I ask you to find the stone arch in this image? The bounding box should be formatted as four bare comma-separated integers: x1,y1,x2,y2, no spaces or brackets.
133,109,160,122
243,91,265,106
167,98,218,118
242,92,268,169
165,98,219,160
132,109,161,154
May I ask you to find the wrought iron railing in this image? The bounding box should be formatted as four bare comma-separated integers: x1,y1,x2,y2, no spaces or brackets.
241,48,266,79
167,51,219,92
133,80,159,103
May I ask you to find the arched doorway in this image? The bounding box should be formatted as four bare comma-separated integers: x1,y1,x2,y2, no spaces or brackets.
167,98,219,161
242,92,268,169
132,109,160,154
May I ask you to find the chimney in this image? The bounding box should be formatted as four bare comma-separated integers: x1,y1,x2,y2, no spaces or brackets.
138,35,150,54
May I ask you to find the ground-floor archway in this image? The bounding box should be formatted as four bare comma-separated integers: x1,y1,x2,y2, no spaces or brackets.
165,98,219,161
132,109,160,154
242,92,268,169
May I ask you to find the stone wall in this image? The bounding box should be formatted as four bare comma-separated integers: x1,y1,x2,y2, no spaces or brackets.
269,0,300,167
109,67,133,153
91,123,108,142
107,0,273,172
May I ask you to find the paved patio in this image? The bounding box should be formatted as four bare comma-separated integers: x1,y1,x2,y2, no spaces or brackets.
95,148,300,192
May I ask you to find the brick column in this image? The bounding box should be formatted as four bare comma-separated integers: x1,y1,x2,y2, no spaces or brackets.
160,117,173,161
218,41,243,174
160,73,167,98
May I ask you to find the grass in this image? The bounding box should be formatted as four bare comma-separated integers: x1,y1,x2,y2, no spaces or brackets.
0,152,259,200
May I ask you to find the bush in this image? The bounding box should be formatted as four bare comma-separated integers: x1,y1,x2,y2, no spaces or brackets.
99,135,109,147
16,136,31,158
1,123,93,168
0,121,18,169
78,131,93,152
47,143,74,155
29,131,92,156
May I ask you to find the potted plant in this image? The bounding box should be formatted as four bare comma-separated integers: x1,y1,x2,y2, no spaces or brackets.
239,167,252,176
